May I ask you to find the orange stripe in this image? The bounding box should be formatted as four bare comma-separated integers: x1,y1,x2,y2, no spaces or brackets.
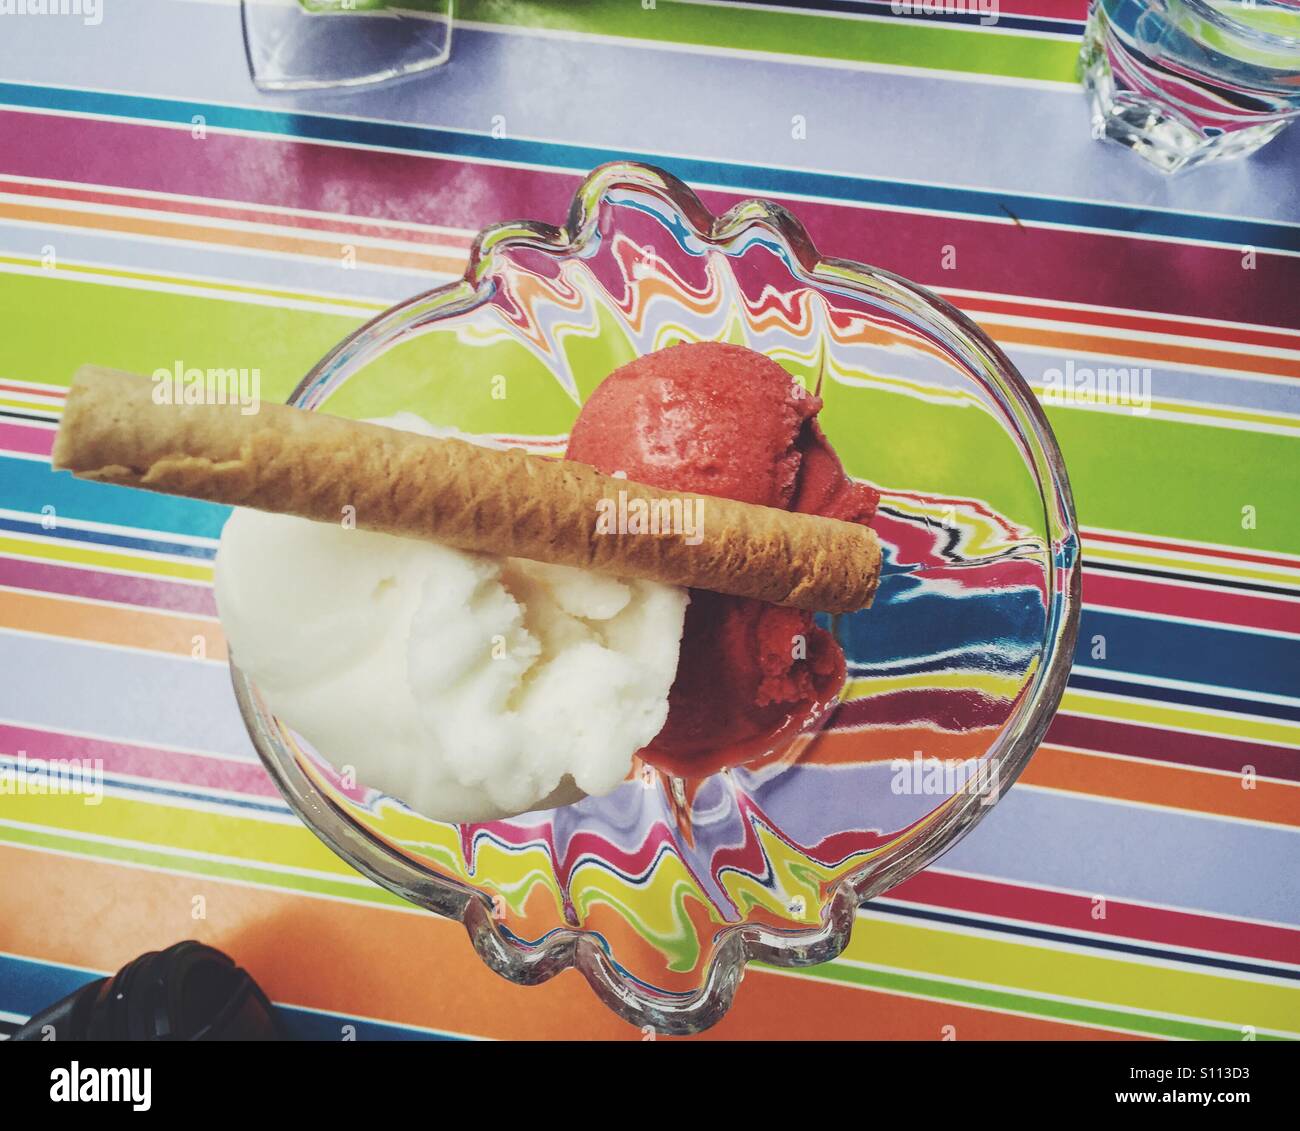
0,843,1135,1040
0,588,226,661
1023,745,1300,827
979,319,1300,380
0,200,466,276
9,592,1289,827
810,726,999,765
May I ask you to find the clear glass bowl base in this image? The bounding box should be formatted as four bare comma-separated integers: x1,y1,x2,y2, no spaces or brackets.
234,162,1081,1035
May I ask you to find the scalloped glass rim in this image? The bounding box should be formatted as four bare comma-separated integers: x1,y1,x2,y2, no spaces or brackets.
231,161,1082,1035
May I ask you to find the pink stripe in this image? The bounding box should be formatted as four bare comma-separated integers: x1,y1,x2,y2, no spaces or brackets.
1083,570,1300,635
890,869,1300,966
4,111,1298,330
1001,0,1087,17
0,421,54,457
1048,712,1299,783
0,555,218,615
0,723,277,799
0,175,474,248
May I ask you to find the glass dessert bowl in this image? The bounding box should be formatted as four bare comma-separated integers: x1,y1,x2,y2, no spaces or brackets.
231,162,1081,1035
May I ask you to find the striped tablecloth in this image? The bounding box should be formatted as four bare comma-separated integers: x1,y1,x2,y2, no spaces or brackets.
1,0,1297,1041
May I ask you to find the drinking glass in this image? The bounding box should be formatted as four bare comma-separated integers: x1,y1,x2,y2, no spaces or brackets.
242,0,453,91
1079,0,1300,171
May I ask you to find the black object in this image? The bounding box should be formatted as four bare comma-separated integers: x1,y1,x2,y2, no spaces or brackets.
9,941,285,1041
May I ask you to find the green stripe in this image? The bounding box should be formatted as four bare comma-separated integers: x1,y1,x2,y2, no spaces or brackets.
10,820,1286,1041
0,272,360,405
1044,406,1300,556
779,961,1293,1041
0,822,410,909
5,272,1296,554
458,0,1082,83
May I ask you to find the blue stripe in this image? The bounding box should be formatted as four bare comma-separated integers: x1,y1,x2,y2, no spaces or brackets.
277,1006,460,1041
2,82,1297,253
1069,672,1300,722
0,953,460,1041
869,900,1300,983
845,583,1300,705
0,514,218,560
0,757,286,816
2,456,227,544
0,954,99,1018
1075,609,1300,701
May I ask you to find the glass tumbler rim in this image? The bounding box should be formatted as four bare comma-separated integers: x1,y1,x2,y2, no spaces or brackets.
1177,0,1300,50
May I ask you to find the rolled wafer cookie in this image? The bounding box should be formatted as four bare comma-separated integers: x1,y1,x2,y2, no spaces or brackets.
53,366,882,613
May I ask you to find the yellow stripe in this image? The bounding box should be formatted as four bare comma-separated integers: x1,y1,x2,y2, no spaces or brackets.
847,670,1024,700
0,396,60,414
1085,544,1300,588
1061,688,1300,749
842,916,1300,1036
8,790,1292,1034
1143,399,1300,430
0,790,352,877
0,534,214,583
0,254,388,314
1038,393,1300,433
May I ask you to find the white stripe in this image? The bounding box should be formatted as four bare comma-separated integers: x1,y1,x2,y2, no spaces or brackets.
987,309,1300,364
0,256,384,318
929,864,1300,931
833,954,1299,1034
1059,703,1300,752
0,505,218,549
0,811,373,880
678,0,1082,41
1071,660,1294,702
758,962,1181,1037
1039,740,1298,789
175,0,1086,88
1084,557,1300,593
1082,525,1300,568
0,172,477,240
1076,603,1300,643
1035,398,1300,438
937,284,1300,341
0,583,220,624
0,547,214,589
0,755,271,810
0,190,473,260
863,900,1300,981
0,714,252,765
7,85,1296,254
0,377,67,397
1016,778,1300,834
0,212,448,282
1064,685,1300,736
0,835,432,915
1080,564,1300,606
0,624,228,665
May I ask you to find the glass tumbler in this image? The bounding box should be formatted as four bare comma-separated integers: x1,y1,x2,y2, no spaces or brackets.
1079,0,1300,172
242,0,454,92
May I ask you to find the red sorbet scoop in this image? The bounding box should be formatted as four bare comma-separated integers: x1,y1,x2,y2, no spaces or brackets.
567,341,879,777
